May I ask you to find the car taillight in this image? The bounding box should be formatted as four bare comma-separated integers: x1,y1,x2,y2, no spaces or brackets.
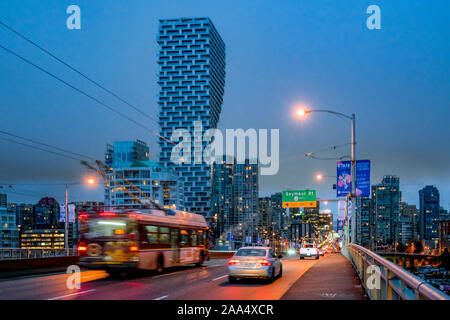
79,213,88,219
129,245,139,252
100,212,116,217
257,259,271,266
77,243,87,252
228,259,240,265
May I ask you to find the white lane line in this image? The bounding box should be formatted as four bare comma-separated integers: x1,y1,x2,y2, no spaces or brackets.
47,289,96,300
206,264,221,268
152,270,186,279
212,274,228,281
154,295,168,300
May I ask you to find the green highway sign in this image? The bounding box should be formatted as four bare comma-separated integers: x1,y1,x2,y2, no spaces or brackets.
282,190,316,208
282,190,316,202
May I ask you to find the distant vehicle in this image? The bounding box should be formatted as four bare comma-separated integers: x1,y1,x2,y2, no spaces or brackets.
326,247,333,254
318,249,325,256
299,242,319,260
287,247,296,256
228,246,282,283
77,209,209,276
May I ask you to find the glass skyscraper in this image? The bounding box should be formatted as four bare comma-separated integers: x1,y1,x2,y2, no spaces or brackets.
419,185,440,240
157,17,225,216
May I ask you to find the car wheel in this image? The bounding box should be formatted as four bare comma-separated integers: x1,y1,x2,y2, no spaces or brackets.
229,276,237,283
195,251,204,267
278,265,283,278
315,256,319,260
267,268,275,283
300,256,304,260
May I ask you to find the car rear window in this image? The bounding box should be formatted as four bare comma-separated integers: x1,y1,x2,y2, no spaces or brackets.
235,248,266,256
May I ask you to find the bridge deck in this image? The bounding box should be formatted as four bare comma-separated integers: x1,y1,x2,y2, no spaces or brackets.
281,253,367,300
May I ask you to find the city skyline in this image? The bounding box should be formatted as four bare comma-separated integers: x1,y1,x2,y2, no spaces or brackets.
0,1,449,214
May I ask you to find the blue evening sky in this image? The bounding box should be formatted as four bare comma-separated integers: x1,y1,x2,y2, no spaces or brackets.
0,1,449,218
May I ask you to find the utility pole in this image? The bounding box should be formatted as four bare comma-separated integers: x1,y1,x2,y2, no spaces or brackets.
65,184,68,249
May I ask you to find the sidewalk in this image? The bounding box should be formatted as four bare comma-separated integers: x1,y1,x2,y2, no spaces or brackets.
281,253,367,300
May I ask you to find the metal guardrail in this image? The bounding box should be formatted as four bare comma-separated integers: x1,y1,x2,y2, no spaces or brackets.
0,248,78,260
347,243,449,300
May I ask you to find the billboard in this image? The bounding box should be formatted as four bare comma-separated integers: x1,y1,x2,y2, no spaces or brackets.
337,200,346,233
336,160,371,197
59,204,76,223
282,190,316,208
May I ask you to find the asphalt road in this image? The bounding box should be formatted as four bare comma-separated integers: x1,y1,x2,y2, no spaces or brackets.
0,256,320,300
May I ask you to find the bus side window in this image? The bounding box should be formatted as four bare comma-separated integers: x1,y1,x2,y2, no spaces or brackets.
191,230,197,246
159,227,170,244
180,229,190,247
146,226,158,244
197,230,204,246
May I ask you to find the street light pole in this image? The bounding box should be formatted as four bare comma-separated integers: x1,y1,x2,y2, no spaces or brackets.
350,113,356,245
65,184,69,249
297,108,357,247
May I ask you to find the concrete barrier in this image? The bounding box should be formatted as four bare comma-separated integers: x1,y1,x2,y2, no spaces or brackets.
0,256,80,278
209,250,236,259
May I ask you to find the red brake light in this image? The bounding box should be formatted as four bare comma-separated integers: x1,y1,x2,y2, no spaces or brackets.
100,212,116,217
257,259,271,266
77,243,87,251
128,213,137,218
79,213,88,219
228,259,240,265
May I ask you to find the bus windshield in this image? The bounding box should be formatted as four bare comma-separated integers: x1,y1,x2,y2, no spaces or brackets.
85,218,136,239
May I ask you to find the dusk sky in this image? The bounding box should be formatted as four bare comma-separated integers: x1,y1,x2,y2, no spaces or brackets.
1,0,449,217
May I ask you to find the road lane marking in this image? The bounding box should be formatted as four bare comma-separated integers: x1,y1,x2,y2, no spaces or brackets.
207,264,221,268
47,289,96,300
154,295,168,300
152,270,187,279
212,275,228,281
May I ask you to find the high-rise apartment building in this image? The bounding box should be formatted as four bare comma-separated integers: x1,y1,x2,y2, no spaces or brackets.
211,157,259,247
270,192,287,236
398,202,419,244
419,185,440,241
355,196,371,247
0,194,19,248
0,193,6,207
258,197,273,239
211,156,234,239
105,140,150,168
157,17,225,217
370,175,401,246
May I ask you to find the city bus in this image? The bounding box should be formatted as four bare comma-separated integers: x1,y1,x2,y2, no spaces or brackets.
77,208,210,275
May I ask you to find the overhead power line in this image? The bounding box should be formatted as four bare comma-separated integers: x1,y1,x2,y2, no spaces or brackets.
0,44,175,146
0,136,86,162
0,21,159,124
0,129,94,160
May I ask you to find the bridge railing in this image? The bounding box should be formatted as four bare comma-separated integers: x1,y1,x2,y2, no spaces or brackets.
347,243,449,300
0,248,78,260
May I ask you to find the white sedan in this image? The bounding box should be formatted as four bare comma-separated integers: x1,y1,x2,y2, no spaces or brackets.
228,247,283,283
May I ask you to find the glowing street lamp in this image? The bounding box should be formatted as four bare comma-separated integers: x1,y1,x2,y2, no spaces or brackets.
64,177,98,248
295,106,357,245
